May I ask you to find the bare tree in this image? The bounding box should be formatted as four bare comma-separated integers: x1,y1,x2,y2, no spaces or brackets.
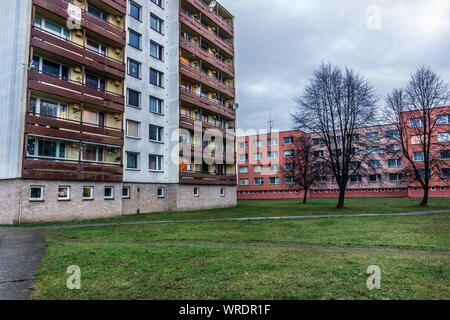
293,63,378,209
282,136,325,204
385,67,450,206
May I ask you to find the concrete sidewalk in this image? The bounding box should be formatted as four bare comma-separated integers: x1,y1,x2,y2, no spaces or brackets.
0,228,46,300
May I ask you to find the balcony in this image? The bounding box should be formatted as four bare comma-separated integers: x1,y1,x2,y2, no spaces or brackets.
179,113,236,136
180,36,234,77
22,158,123,182
180,61,234,99
32,0,126,45
179,9,233,57
28,70,125,112
25,112,124,146
31,26,125,78
184,0,234,37
179,170,237,185
180,86,235,120
180,144,236,163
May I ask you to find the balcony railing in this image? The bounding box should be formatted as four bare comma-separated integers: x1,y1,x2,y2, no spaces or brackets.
28,69,125,112
179,169,237,185
179,86,235,119
31,26,125,78
185,0,234,36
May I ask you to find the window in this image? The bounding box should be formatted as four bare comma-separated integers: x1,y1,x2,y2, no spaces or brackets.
126,120,140,138
150,68,164,87
126,152,139,170
149,155,163,171
128,29,141,49
149,96,164,114
270,164,279,172
349,161,360,169
239,154,248,161
417,169,431,180
88,4,108,21
104,187,114,199
86,38,107,56
85,73,106,91
411,135,424,144
150,14,164,33
389,173,403,182
29,97,68,119
30,186,44,201
151,0,163,8
254,178,264,185
149,125,164,142
122,187,130,199
284,137,294,145
285,163,294,171
157,187,165,198
239,142,248,149
27,136,70,160
410,118,424,128
58,186,70,200
127,89,141,108
239,166,248,173
267,139,278,146
254,140,262,147
129,1,141,21
220,188,225,197
385,130,399,138
442,169,450,179
313,151,324,158
387,144,401,153
365,132,379,140
253,153,263,160
128,59,141,78
240,179,249,186
285,177,294,184
313,138,325,146
82,143,121,164
388,159,402,167
32,56,69,80
268,151,278,159
269,177,279,185
441,150,450,160
253,166,262,173
284,150,294,158
437,114,450,125
368,146,383,154
34,16,70,39
368,160,381,168
369,174,382,182
150,41,164,60
413,152,424,162
82,186,94,200
438,132,450,142
193,187,199,197
350,175,362,183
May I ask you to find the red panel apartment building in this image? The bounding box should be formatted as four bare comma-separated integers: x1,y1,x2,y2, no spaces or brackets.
237,107,450,200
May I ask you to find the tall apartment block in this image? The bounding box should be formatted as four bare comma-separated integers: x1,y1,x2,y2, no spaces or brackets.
0,0,237,225
237,108,450,200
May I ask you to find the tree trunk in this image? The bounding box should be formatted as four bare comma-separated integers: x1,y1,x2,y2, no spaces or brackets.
337,187,346,209
303,188,308,204
421,186,429,207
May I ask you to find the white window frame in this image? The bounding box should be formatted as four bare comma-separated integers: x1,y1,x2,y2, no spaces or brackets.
157,187,165,198
220,187,225,197
30,96,68,119
58,186,71,201
82,186,94,200
193,187,200,197
122,186,130,199
29,186,44,201
126,120,141,139
34,15,71,40
149,154,163,172
104,186,115,200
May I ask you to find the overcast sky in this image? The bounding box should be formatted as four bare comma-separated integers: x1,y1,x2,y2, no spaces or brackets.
221,0,450,135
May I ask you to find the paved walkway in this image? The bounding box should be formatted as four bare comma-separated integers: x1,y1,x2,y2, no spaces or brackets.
31,209,450,231
0,228,46,300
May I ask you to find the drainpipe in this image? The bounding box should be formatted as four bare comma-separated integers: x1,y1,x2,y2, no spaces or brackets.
18,192,22,225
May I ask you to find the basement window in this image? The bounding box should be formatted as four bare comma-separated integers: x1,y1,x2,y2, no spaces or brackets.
30,186,44,201
122,187,130,199
104,187,115,200
83,186,94,200
58,186,70,201
220,188,225,197
157,187,165,198
194,187,199,197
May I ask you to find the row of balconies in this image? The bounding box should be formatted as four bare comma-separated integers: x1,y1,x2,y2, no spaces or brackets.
184,0,234,36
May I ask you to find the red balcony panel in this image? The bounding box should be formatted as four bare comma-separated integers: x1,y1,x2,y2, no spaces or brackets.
33,0,70,20
26,114,82,132
80,133,123,146
82,12,126,45
80,163,123,174
185,0,234,37
180,87,235,120
180,37,234,77
180,62,235,99
180,10,233,57
179,171,237,185
101,0,127,15
82,124,123,139
25,124,82,141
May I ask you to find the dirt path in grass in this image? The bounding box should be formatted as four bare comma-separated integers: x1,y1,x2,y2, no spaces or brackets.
30,209,450,231
0,228,46,300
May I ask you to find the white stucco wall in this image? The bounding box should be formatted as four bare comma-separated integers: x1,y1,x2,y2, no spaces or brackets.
0,0,30,179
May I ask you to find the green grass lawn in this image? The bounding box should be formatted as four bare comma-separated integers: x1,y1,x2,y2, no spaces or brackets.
19,197,450,227
31,199,450,300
